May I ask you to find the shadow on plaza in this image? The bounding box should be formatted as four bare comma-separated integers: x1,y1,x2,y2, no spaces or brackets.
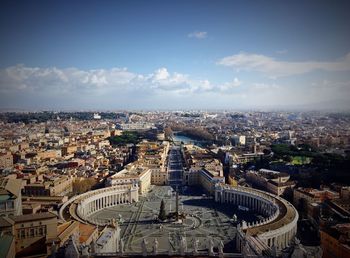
181,198,260,223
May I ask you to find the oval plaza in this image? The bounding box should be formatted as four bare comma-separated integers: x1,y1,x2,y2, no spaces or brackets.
60,144,299,257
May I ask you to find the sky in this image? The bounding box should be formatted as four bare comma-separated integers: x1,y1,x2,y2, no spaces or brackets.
0,0,350,111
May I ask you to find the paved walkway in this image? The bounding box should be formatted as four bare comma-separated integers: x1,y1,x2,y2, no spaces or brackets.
88,185,259,253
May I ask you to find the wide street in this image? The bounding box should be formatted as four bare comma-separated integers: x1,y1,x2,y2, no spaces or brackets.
167,146,183,186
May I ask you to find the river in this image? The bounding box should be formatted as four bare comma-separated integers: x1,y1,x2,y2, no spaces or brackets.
172,133,206,146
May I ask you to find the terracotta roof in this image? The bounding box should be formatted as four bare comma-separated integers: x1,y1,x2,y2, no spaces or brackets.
79,223,97,244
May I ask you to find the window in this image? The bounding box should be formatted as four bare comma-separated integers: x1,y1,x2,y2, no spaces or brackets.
7,201,14,209
30,228,35,237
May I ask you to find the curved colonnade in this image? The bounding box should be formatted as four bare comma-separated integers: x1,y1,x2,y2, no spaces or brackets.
60,182,298,254
215,184,298,252
59,184,139,225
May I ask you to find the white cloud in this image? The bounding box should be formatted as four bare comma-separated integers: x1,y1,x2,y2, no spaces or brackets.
0,65,241,96
217,52,350,77
1,64,349,110
153,67,169,81
252,83,280,90
219,78,241,92
188,31,207,39
0,65,140,94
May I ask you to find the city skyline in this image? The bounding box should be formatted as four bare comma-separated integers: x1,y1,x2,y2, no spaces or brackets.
1,0,350,110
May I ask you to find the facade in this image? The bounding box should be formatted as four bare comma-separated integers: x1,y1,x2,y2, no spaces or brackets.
7,212,57,256
183,168,199,186
232,135,246,145
183,168,225,194
61,145,78,156
107,164,152,195
150,168,168,185
93,113,101,119
0,178,22,217
198,169,225,194
0,152,13,169
36,149,62,159
118,122,155,131
23,175,73,196
246,169,295,196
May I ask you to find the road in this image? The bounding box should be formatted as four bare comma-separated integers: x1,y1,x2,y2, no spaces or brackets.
167,146,183,186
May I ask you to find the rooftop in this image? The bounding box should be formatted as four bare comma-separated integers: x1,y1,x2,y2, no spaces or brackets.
9,212,57,223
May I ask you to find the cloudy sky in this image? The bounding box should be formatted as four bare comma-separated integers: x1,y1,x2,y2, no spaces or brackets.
0,0,349,110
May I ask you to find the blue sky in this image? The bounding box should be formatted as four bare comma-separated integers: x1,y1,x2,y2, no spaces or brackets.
0,0,349,110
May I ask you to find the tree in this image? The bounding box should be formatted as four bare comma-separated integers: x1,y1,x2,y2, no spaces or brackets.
158,199,166,221
164,126,173,140
73,178,96,195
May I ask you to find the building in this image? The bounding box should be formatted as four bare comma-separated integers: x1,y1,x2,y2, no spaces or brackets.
183,168,225,194
0,152,13,169
182,144,225,194
118,122,155,131
0,178,22,217
61,145,78,156
36,149,62,160
94,225,121,253
150,168,168,185
232,135,246,146
137,141,169,185
294,187,340,206
93,113,101,120
246,169,295,196
320,223,350,258
198,169,225,194
23,175,73,197
0,212,58,257
107,164,152,195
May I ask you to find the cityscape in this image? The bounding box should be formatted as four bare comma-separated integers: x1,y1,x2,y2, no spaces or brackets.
0,1,350,258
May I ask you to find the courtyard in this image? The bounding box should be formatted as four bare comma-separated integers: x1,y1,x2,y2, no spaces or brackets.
88,185,260,253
